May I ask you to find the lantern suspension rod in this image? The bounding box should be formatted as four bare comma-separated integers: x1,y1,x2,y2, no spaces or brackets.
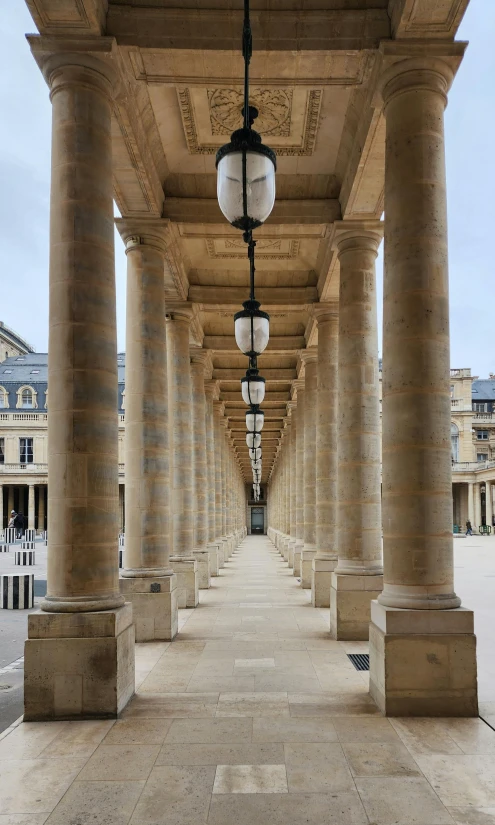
242,0,252,131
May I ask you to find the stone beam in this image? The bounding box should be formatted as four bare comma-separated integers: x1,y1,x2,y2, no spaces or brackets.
191,287,317,306
203,336,305,353
26,0,107,34
107,7,390,50
213,369,297,382
163,198,340,226
222,392,289,403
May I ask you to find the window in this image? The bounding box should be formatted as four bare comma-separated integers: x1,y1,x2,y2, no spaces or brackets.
478,453,488,462
0,386,7,409
15,357,24,361
3,369,12,374
30,370,39,375
473,402,489,413
19,437,33,464
477,430,489,440
451,423,459,463
450,385,455,397
21,388,33,408
0,438,4,464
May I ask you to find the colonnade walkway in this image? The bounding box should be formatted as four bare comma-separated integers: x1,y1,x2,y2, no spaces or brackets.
1,536,495,823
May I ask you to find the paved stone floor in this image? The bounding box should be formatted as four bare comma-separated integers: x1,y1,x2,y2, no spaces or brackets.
1,535,495,824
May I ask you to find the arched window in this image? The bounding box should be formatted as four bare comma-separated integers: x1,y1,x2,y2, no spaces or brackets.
451,422,459,463
0,386,8,408
16,385,38,410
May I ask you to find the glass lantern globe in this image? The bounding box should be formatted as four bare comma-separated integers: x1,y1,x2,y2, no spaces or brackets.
241,369,265,406
246,408,264,432
235,301,270,357
249,447,262,461
246,432,261,449
216,126,276,232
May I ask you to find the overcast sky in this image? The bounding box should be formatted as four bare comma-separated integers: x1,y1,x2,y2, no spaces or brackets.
1,2,493,376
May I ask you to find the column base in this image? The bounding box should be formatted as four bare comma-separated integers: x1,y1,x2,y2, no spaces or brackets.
369,601,478,717
24,604,135,721
170,558,199,608
207,543,220,576
330,573,383,640
288,539,296,569
311,557,337,608
120,575,178,642
221,537,230,564
193,549,211,589
293,541,303,578
301,546,317,588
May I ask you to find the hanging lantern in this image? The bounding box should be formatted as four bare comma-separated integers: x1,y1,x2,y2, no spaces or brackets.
249,447,262,461
246,407,264,432
246,432,261,449
235,302,270,357
241,368,266,405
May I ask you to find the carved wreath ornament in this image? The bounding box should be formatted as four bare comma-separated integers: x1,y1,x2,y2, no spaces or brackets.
207,88,292,137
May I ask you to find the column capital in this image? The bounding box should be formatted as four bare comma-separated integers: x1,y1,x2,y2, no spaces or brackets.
204,380,219,400
116,218,171,256
377,42,466,109
312,302,339,324
28,35,120,95
332,220,383,256
291,378,305,397
166,302,194,323
190,347,213,378
299,348,318,368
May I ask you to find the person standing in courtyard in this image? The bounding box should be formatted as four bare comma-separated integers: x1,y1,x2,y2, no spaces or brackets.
466,520,473,536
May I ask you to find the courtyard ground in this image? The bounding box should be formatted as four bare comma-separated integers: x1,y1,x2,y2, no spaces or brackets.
0,535,495,823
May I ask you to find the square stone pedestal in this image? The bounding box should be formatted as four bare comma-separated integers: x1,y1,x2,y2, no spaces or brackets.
207,543,220,576
171,558,198,608
288,540,296,569
330,573,383,640
194,549,211,589
120,575,178,642
301,546,317,588
369,601,478,717
311,558,336,608
293,541,303,578
24,604,135,721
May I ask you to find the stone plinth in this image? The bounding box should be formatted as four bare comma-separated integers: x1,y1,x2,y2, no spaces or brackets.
301,546,317,589
171,558,199,608
207,542,220,577
24,605,135,721
369,601,478,716
193,549,211,589
120,575,178,642
311,557,335,608
330,573,383,640
293,541,303,579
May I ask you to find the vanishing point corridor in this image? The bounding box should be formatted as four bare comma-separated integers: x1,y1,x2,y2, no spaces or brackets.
1,535,492,823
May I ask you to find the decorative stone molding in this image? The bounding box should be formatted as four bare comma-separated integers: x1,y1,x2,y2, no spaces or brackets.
178,86,322,156
206,238,300,260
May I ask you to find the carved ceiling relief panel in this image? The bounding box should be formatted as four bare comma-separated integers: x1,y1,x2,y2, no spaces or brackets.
206,238,300,260
178,86,322,156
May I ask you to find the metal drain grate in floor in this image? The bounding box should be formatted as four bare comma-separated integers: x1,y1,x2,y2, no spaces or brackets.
347,653,370,671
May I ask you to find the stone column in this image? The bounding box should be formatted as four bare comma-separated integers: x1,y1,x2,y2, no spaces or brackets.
300,350,318,587
474,483,481,531
0,484,3,533
369,53,477,717
294,382,305,577
24,42,134,721
220,419,230,560
467,482,474,529
28,485,35,531
166,309,198,607
190,349,211,589
330,223,383,639
288,402,297,568
486,483,493,529
213,401,225,566
312,305,339,607
205,381,220,575
7,487,14,520
116,221,178,641
38,487,45,533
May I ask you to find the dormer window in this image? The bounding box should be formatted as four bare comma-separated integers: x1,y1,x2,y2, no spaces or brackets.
0,387,8,408
16,385,38,410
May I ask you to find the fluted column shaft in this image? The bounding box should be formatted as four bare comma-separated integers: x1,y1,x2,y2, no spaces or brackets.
28,485,35,531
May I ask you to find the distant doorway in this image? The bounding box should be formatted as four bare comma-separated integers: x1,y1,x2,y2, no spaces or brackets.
251,507,265,534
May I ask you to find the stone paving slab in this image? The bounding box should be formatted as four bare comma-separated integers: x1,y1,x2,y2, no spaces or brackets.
0,535,494,824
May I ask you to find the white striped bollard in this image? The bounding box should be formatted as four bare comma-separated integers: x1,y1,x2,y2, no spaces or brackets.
1,574,34,609
15,550,35,566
